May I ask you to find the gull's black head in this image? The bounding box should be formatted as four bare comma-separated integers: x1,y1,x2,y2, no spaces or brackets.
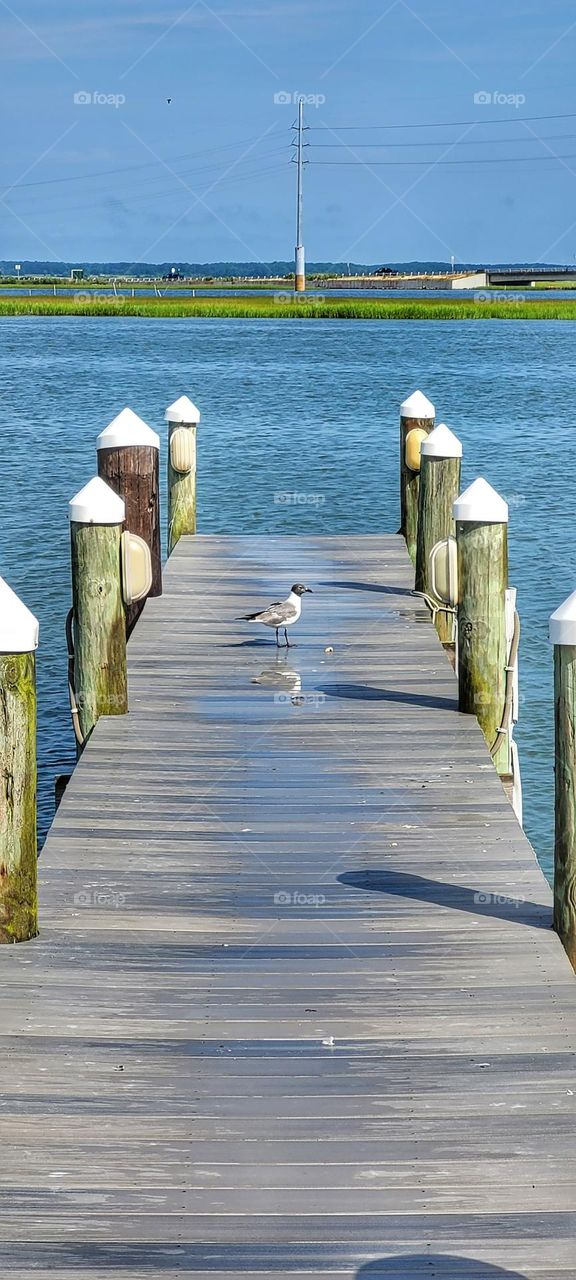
291,584,313,596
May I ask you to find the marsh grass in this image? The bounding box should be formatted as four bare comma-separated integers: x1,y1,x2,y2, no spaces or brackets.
0,296,575,320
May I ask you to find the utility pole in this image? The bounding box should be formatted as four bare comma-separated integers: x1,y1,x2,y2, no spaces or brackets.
295,98,305,293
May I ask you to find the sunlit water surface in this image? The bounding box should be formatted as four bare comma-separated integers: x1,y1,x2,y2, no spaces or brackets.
0,315,573,877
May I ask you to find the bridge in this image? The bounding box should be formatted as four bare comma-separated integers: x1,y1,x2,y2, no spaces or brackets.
321,268,576,291
1,533,574,1278
453,267,576,289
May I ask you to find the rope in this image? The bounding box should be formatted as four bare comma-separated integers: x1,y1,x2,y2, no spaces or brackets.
413,590,457,642
66,609,85,748
489,609,521,758
415,589,520,746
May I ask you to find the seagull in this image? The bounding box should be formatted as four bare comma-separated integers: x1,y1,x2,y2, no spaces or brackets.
237,584,312,647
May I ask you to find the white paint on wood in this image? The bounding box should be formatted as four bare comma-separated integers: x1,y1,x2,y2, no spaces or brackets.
0,578,39,653
96,407,160,451
453,477,509,524
421,423,463,459
165,395,201,425
550,590,576,646
69,476,126,526
400,389,435,419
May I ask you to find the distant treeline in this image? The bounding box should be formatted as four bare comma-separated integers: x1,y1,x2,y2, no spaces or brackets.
0,259,570,279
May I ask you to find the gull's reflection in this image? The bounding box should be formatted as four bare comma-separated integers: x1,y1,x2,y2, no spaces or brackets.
251,654,302,696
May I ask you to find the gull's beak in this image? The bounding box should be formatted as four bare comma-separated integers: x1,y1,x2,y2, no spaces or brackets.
305,588,313,593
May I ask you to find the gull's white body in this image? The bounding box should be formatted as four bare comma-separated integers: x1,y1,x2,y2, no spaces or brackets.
237,584,312,647
253,590,302,630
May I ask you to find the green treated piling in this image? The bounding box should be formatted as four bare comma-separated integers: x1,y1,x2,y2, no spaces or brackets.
399,390,435,565
165,395,201,555
0,579,39,942
69,477,128,746
550,592,576,970
454,478,510,778
415,422,462,644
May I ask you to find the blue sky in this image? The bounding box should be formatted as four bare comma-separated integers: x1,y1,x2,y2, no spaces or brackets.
1,0,576,265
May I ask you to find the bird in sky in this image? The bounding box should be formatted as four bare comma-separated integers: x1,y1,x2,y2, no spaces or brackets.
237,584,312,647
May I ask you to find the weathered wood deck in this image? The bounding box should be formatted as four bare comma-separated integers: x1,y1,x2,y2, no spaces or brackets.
1,534,575,1279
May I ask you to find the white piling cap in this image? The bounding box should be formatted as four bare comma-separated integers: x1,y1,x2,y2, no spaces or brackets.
69,476,125,525
421,422,462,459
550,591,576,646
453,478,508,524
400,389,435,420
96,407,160,451
0,578,39,653
165,395,201,424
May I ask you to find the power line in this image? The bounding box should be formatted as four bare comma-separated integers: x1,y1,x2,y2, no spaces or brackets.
311,153,576,166
308,111,576,131
1,162,290,220
4,148,292,210
310,133,576,149
1,132,286,195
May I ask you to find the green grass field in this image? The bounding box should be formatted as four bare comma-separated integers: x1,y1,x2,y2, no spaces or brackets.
0,295,575,320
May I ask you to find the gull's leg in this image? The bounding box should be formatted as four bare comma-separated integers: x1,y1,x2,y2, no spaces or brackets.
284,628,291,648
275,628,280,647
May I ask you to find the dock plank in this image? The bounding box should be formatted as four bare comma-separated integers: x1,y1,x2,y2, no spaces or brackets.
0,533,573,1278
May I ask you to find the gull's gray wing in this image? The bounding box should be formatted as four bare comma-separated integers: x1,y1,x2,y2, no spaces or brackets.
254,600,298,626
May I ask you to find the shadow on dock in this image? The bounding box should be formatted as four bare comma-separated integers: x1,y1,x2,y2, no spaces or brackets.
320,682,456,711
319,579,415,597
339,869,550,928
357,1259,528,1278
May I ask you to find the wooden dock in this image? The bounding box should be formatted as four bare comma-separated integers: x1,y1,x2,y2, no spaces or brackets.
2,533,575,1279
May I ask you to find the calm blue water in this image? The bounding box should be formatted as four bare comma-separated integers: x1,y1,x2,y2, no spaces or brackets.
0,316,573,876
3,286,576,299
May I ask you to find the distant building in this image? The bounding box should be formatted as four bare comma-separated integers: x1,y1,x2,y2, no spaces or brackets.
70,268,84,281
162,266,185,280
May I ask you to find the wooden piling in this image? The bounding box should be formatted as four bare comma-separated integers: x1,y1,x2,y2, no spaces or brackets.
69,477,128,746
0,579,39,942
454,478,510,777
165,395,201,555
550,591,576,969
96,407,161,634
415,423,462,643
399,390,435,565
